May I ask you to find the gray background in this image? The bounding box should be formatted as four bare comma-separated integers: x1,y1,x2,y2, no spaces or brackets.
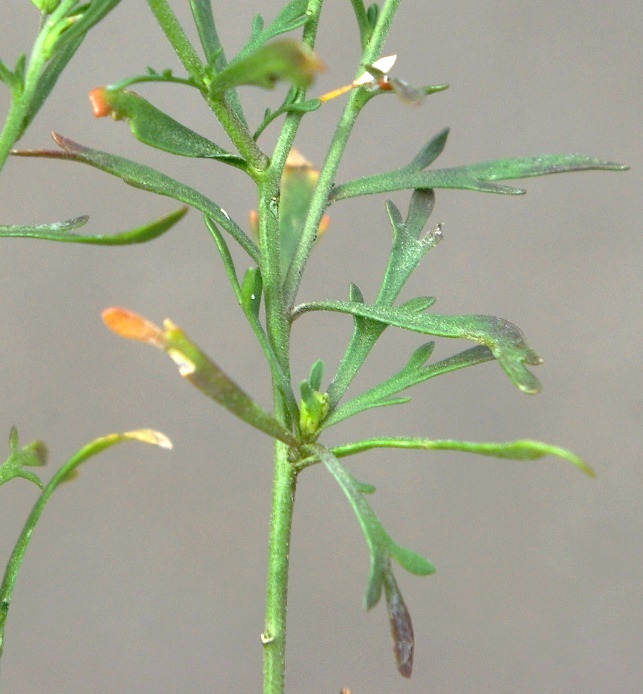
0,1,640,692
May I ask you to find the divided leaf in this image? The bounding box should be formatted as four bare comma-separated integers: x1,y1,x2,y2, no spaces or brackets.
294,301,543,393
329,126,628,201
327,191,441,407
324,344,496,428
315,445,435,612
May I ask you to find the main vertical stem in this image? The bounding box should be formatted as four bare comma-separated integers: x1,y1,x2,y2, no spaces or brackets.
262,441,297,694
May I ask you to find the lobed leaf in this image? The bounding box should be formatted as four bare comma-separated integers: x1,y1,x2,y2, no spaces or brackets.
0,207,187,245
0,427,47,489
314,445,435,611
329,128,628,202
324,345,495,428
293,301,543,393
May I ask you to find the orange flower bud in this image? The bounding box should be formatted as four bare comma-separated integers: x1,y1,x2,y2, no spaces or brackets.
101,307,165,348
88,87,111,118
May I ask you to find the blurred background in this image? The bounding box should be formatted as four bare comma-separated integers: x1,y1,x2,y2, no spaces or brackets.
0,1,640,692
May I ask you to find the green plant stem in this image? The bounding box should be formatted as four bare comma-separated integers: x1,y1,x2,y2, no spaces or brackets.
283,0,402,306
262,442,297,694
259,6,328,691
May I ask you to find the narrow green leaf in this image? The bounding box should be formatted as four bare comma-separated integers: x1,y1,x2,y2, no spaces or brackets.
348,0,371,48
89,88,246,166
13,134,259,261
308,359,324,391
0,207,187,245
330,147,627,202
293,301,542,393
314,445,435,611
330,166,526,201
189,0,223,59
209,40,323,94
329,436,595,477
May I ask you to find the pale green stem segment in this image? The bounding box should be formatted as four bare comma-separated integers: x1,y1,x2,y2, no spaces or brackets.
262,442,298,694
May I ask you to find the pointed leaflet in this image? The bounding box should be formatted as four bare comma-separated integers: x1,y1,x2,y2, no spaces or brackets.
236,0,310,59
293,300,543,394
88,88,246,166
313,445,434,610
101,308,297,445
12,134,259,261
0,207,186,244
329,437,595,477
